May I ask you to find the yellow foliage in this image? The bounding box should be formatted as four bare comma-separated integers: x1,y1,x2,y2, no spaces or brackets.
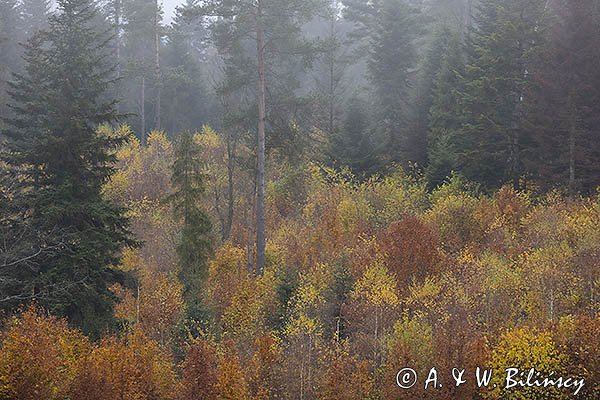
351,257,399,307
485,327,568,400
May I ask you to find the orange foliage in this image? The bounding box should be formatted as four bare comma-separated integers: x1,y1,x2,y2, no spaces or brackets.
0,306,89,400
177,338,219,400
379,215,446,284
70,329,176,400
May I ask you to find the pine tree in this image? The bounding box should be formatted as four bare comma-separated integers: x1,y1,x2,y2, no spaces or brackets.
204,0,325,275
1,0,134,337
122,0,163,139
456,0,548,190
169,130,212,320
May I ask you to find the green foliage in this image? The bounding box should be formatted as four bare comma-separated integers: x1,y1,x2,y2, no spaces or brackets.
1,0,134,337
328,97,379,177
169,130,212,320
454,0,548,190
347,0,423,164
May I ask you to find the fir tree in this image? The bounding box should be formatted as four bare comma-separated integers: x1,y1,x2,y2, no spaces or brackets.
1,0,134,337
169,130,212,320
369,0,421,165
0,0,22,119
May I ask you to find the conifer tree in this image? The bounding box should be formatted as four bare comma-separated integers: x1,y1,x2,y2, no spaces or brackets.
524,0,600,195
1,0,134,336
344,0,422,166
203,0,325,276
328,97,378,177
456,0,547,190
19,0,52,37
122,0,163,139
0,0,21,126
169,130,212,320
425,28,465,187
163,0,214,133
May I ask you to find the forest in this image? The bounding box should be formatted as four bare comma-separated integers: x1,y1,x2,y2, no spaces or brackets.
0,0,599,399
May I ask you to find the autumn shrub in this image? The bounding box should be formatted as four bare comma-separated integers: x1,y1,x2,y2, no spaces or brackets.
343,257,399,364
317,341,374,400
177,338,219,400
0,307,89,400
367,167,429,227
484,185,531,256
485,326,568,400
70,328,176,400
425,189,485,254
216,341,251,400
379,215,446,285
553,315,600,400
207,243,248,318
381,312,433,400
114,248,185,346
247,333,284,400
220,268,278,352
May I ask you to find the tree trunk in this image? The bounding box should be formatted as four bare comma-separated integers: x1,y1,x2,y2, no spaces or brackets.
328,13,335,137
153,0,161,131
141,75,146,142
224,137,236,241
115,0,122,114
568,91,577,197
255,0,267,276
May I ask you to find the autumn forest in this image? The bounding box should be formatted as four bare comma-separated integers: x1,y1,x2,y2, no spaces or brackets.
0,0,599,399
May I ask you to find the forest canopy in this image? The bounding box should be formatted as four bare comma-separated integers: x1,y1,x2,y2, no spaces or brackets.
0,0,599,399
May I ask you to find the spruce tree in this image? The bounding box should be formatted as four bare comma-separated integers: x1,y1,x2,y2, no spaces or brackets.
456,0,547,190
425,28,466,187
163,0,214,133
1,0,134,337
169,130,212,320
328,97,378,177
344,0,422,166
524,0,600,195
0,0,21,129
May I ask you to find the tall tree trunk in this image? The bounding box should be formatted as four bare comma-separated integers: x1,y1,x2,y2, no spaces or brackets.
141,75,146,142
568,90,577,197
255,0,267,276
114,0,122,114
328,14,335,137
153,0,161,131
224,137,236,241
247,179,256,275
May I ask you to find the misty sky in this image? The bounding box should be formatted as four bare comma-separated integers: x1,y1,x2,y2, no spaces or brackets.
161,0,180,23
